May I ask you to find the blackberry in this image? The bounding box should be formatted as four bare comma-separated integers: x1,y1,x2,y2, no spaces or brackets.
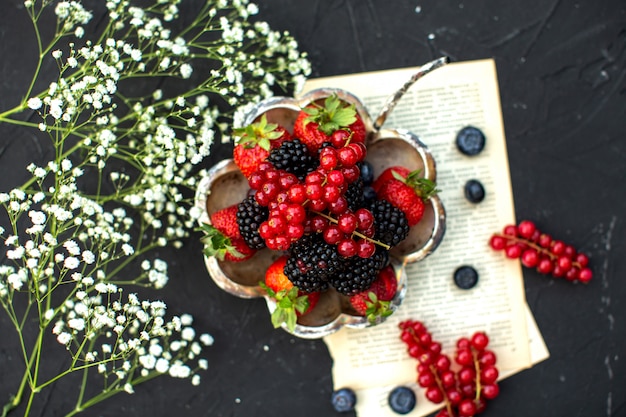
284,233,345,293
236,195,268,249
330,248,389,296
267,138,316,179
369,199,410,247
344,178,365,211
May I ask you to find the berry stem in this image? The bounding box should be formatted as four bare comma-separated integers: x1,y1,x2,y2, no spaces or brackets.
311,210,391,250
473,348,482,403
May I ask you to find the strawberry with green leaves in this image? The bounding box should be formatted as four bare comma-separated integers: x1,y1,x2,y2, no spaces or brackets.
349,265,398,323
293,94,366,153
200,204,256,262
233,114,291,177
261,255,320,332
376,169,438,226
371,165,411,193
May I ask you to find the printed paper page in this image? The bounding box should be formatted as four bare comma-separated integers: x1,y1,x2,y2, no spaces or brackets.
301,60,540,396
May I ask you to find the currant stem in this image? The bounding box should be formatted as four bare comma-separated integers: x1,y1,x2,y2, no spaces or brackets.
311,210,391,250
472,348,482,403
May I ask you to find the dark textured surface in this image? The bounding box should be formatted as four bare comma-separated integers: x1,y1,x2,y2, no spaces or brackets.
1,1,625,417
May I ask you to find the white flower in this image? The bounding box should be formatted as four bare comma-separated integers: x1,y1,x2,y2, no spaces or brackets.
123,383,134,394
149,343,163,357
191,374,201,386
121,243,134,256
82,250,95,264
57,332,71,345
155,358,169,373
68,318,85,331
180,63,192,79
64,257,80,269
198,359,208,370
200,333,214,346
181,327,195,341
7,273,24,290
27,97,42,109
169,362,191,378
139,354,156,370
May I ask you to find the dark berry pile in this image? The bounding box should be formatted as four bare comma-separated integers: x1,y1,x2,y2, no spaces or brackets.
399,320,500,417
489,220,593,283
236,126,412,298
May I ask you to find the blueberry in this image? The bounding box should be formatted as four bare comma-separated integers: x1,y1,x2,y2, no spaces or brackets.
363,185,377,203
359,160,375,185
388,386,416,415
464,179,485,203
331,388,357,413
456,126,486,156
454,265,479,289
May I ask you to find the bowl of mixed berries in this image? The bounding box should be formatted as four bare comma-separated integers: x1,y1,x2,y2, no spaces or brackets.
195,87,446,338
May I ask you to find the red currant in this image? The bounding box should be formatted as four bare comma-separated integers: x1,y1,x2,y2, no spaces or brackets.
305,183,323,200
471,331,489,350
579,267,593,283
326,169,345,186
481,383,500,400
357,239,375,258
337,239,357,257
337,212,357,234
425,386,444,404
517,220,536,238
322,184,341,203
489,235,506,250
337,147,358,166
521,249,539,267
504,244,522,259
480,365,499,384
330,129,350,148
287,183,306,204
322,225,344,245
458,399,476,417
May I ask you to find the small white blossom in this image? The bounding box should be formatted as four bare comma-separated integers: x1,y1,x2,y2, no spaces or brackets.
200,333,214,346
155,358,169,373
27,97,42,109
57,332,71,345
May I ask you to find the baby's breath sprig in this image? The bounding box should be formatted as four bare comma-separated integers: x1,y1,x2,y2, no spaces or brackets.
0,0,311,416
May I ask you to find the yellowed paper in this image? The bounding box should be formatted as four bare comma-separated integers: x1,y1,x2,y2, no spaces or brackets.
300,59,548,415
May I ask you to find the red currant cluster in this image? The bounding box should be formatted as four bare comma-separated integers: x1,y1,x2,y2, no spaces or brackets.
248,131,382,257
489,220,592,283
399,320,499,417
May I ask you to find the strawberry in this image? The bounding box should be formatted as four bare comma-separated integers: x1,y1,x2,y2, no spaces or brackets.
349,265,398,322
261,255,320,332
376,169,438,226
293,94,366,153
209,204,241,239
233,114,291,177
371,165,411,193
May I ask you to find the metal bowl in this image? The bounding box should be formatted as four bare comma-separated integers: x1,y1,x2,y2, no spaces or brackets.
194,88,446,338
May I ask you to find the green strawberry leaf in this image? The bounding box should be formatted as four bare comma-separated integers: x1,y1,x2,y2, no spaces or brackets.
259,282,309,333
392,169,440,200
232,114,283,151
198,223,244,260
364,291,393,324
303,94,357,135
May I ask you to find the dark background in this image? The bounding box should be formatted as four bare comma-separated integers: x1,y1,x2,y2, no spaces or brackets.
1,1,625,416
